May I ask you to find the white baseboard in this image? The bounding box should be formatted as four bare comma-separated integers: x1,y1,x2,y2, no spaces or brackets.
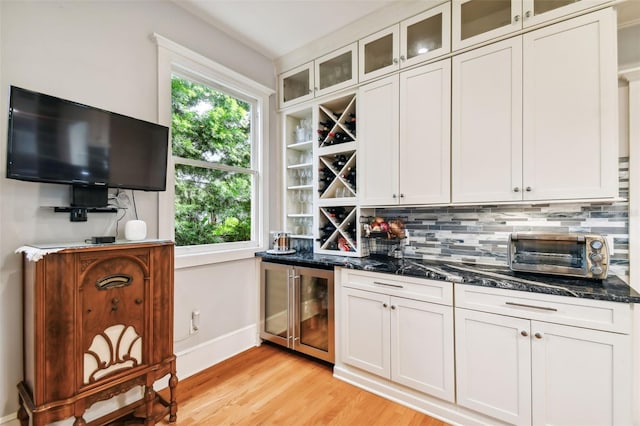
175,324,259,380
0,413,19,426
333,365,505,426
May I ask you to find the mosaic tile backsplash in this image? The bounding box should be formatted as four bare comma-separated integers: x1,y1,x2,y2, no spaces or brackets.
378,158,630,282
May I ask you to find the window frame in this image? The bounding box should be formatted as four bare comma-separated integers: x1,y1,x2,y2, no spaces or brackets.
154,34,273,268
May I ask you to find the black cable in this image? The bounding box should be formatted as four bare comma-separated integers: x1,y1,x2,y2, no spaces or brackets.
132,190,139,220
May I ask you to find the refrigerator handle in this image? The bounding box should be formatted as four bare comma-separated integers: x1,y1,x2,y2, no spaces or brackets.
292,272,301,347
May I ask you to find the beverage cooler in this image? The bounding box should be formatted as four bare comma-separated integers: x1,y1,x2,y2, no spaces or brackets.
259,262,335,363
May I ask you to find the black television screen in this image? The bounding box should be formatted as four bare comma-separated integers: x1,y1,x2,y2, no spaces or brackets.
6,86,169,191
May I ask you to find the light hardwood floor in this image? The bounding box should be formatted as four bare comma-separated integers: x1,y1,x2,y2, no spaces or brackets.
159,343,449,425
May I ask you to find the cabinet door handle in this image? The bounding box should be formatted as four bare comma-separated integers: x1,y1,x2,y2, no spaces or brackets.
505,301,557,312
373,281,404,289
521,330,528,337
392,194,397,198
524,10,532,19
135,298,143,305
513,187,520,192
382,303,388,308
514,14,521,23
534,333,543,339
525,186,532,192
393,58,399,64
400,55,406,61
391,305,396,310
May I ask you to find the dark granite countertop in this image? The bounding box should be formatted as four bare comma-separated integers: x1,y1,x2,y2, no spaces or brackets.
256,251,640,304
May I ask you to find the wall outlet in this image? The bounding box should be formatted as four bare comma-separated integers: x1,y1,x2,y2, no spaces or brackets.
190,310,200,334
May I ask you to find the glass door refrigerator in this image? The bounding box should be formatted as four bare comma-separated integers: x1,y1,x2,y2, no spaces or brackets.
259,262,335,363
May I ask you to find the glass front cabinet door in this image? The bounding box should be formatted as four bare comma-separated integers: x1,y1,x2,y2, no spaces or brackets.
280,62,314,109
400,3,451,69
360,3,450,82
315,43,358,98
453,0,609,50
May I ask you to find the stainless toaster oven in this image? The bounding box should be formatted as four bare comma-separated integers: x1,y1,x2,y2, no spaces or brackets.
508,232,609,279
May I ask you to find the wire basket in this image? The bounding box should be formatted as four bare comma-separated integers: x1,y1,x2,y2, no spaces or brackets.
362,236,403,258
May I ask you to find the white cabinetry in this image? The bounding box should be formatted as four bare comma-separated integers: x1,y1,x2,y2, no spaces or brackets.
359,59,451,206
455,284,632,426
452,8,617,203
341,270,455,402
452,0,611,50
358,3,450,82
279,44,357,109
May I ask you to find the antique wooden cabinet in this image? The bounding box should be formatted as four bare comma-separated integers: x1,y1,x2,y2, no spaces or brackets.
17,241,177,426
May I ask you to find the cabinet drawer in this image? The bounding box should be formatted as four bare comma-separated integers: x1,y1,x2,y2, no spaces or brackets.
342,269,453,306
455,284,631,333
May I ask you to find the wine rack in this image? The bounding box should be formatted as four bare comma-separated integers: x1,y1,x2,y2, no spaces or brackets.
315,92,362,256
317,206,358,253
284,107,314,239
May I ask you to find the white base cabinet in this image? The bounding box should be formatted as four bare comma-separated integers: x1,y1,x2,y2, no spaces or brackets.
455,284,633,426
340,270,455,402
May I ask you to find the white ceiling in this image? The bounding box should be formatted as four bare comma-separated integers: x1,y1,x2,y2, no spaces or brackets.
174,0,397,59
175,0,640,61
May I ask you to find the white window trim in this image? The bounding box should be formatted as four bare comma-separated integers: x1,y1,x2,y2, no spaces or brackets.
153,33,274,267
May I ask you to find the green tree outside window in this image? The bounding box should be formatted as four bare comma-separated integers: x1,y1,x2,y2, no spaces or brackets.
171,76,254,246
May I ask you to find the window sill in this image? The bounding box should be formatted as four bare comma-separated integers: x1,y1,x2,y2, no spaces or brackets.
175,246,263,269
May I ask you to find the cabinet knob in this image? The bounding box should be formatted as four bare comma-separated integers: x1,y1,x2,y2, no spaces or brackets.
400,55,406,61
514,14,521,23
391,305,396,310
135,298,143,304
399,194,405,198
534,332,543,339
525,186,532,192
524,10,532,19
383,303,388,308
521,330,528,337
513,187,520,192
393,58,399,64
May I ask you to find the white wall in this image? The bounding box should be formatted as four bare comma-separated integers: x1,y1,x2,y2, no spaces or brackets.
0,0,274,420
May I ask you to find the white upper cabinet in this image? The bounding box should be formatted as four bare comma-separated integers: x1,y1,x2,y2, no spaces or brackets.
359,3,451,83
279,44,357,109
314,43,358,99
452,37,523,203
279,62,314,109
521,9,618,200
359,59,451,206
452,0,611,51
453,8,617,203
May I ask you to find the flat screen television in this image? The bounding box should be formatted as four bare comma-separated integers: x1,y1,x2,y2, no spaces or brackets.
6,86,169,200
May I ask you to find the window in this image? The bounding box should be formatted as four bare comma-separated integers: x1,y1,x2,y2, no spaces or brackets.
171,76,255,247
154,34,273,265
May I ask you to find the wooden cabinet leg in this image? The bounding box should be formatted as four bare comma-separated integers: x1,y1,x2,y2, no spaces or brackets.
17,395,29,426
144,384,155,425
73,416,87,426
168,367,178,423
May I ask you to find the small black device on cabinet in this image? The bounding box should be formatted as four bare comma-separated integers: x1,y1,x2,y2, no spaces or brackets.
91,236,116,244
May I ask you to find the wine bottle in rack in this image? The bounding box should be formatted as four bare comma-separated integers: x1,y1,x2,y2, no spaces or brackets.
319,120,334,128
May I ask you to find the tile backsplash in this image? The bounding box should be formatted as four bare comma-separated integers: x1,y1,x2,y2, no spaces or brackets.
378,158,630,281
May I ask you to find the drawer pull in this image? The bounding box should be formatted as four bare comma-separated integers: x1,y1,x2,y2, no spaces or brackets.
373,281,404,289
505,301,557,312
521,330,528,337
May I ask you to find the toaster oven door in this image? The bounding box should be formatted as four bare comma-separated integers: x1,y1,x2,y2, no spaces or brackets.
509,237,587,276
